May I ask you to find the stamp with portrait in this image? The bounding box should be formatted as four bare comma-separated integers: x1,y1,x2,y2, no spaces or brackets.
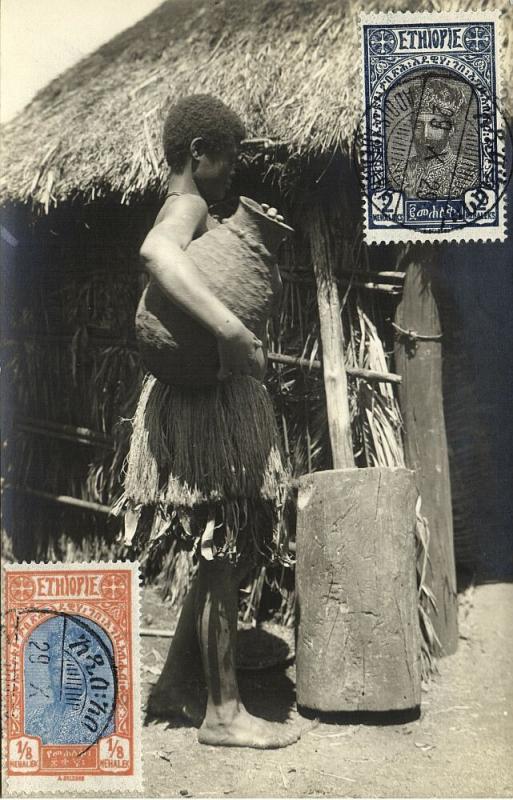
359,11,510,244
3,562,142,794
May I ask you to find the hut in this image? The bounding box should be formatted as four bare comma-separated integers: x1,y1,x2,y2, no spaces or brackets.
2,0,511,668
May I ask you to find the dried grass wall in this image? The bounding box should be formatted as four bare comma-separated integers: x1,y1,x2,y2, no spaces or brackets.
2,199,151,560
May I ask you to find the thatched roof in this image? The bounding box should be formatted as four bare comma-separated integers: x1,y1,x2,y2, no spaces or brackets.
1,0,511,208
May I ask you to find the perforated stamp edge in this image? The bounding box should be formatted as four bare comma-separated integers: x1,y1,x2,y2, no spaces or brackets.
2,561,143,795
359,10,508,245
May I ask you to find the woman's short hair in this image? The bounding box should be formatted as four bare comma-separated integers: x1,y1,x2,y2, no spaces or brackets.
163,94,246,172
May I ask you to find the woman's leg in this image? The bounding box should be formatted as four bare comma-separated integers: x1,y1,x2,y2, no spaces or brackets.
196,557,300,748
146,558,256,724
147,577,206,725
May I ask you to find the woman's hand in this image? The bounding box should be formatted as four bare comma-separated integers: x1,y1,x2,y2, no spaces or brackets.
216,318,265,381
261,203,284,223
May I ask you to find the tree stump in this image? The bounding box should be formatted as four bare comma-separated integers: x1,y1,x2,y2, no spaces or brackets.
296,467,421,712
394,255,458,656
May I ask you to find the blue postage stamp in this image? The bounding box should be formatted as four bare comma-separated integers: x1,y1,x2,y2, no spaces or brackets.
360,11,509,244
3,561,142,794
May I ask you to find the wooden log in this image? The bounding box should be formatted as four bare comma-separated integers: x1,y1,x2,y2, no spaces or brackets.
296,467,421,711
394,255,458,656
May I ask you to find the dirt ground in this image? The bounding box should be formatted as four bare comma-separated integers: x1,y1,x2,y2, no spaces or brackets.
140,582,512,798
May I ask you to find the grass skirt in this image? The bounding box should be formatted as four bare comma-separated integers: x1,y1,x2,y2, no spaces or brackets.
117,374,291,565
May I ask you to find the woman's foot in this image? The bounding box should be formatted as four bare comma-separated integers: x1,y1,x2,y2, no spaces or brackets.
198,706,301,749
146,683,206,727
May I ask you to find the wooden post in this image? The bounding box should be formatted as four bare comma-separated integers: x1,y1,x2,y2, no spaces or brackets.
296,467,421,711
394,253,458,656
312,263,354,468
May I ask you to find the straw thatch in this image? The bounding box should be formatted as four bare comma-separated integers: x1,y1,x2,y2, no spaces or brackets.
1,0,511,208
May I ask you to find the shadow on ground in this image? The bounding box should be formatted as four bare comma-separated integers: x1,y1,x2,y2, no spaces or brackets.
298,706,421,726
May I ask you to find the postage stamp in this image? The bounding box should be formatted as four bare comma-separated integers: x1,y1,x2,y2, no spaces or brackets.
359,11,509,244
3,561,142,794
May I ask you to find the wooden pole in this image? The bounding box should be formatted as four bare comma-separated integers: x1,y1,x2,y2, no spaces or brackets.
4,483,113,515
3,336,401,384
269,352,402,385
310,211,354,469
15,416,113,447
394,252,458,656
308,203,355,469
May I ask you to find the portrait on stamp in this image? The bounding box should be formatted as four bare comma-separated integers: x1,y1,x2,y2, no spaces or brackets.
386,73,480,200
24,615,116,745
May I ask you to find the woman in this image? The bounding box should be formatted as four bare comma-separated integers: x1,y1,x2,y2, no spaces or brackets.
123,94,300,748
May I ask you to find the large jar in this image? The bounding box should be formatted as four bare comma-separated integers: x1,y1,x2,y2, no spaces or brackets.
135,196,293,386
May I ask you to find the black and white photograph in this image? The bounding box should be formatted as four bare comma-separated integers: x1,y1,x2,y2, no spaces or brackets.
1,1,512,797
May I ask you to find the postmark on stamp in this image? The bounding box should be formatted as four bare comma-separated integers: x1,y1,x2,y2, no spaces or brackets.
3,562,142,793
359,11,510,244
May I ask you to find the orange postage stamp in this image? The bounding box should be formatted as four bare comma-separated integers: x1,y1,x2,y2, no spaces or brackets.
3,561,142,794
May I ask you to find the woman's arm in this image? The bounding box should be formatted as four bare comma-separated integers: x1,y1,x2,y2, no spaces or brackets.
139,194,264,379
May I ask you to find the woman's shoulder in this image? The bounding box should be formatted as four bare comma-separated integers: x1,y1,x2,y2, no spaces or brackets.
162,191,208,213
154,192,209,228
